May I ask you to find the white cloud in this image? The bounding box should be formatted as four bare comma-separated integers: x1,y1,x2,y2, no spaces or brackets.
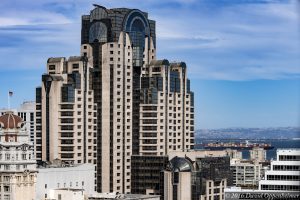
0,0,299,81
0,17,30,26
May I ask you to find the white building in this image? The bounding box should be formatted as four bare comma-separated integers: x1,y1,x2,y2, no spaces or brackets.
225,149,300,200
47,188,86,200
259,148,300,191
36,163,95,200
0,112,37,200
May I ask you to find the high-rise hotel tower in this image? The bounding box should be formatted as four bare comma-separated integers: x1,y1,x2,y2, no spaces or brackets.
36,4,194,194
80,5,156,193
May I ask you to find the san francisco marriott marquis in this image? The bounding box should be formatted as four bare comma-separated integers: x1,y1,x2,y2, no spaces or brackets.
35,5,195,194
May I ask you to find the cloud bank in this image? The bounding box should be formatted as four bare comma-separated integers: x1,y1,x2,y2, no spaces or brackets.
0,0,299,80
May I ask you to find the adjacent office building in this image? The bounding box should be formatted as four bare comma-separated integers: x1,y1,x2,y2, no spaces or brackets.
259,149,300,191
35,56,97,165
131,150,236,200
225,149,300,200
131,155,168,195
230,148,267,189
163,153,232,200
0,112,37,200
230,160,263,189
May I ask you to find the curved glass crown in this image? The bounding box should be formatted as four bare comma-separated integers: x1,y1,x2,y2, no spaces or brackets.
89,21,107,43
90,6,108,22
124,10,150,66
168,157,194,172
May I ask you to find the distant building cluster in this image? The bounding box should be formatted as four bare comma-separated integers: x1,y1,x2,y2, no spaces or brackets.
0,4,299,200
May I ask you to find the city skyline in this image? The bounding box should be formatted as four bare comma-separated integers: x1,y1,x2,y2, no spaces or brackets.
0,0,299,129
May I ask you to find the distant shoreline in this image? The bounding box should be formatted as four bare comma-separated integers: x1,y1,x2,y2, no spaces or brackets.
196,138,299,141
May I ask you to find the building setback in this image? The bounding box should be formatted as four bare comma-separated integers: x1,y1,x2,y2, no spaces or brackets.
35,56,97,165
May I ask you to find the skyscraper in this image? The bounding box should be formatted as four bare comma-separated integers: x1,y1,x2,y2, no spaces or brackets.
35,56,97,164
80,5,156,193
36,4,194,194
80,5,194,194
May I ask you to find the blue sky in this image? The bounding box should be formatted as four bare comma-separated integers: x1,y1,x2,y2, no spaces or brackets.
0,0,299,129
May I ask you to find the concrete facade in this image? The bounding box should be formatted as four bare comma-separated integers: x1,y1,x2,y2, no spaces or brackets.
230,160,263,188
36,56,97,165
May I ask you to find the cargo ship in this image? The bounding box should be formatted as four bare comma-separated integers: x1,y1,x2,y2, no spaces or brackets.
204,140,274,150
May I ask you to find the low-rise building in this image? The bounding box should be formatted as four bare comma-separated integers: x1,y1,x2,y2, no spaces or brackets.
131,150,239,199
47,188,87,200
0,112,37,200
230,160,263,188
0,101,35,146
36,163,95,200
224,148,300,200
163,150,233,200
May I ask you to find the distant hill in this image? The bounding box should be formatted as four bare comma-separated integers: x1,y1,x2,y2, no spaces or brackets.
196,127,300,140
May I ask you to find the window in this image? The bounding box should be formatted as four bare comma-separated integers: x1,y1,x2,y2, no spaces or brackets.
49,65,55,70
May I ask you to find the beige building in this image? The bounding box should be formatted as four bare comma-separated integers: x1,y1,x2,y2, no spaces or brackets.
230,148,266,189
35,56,97,165
0,112,37,200
249,147,266,162
230,160,263,188
37,5,195,194
80,5,194,193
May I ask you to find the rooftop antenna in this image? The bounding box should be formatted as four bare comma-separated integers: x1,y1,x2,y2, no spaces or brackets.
8,91,13,110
